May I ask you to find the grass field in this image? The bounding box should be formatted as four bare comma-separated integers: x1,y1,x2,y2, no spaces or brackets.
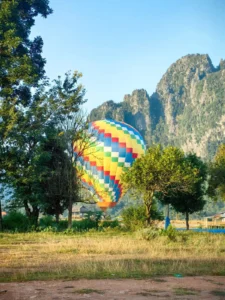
1,230,225,282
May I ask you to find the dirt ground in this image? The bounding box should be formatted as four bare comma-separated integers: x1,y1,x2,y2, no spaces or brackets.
1,277,225,300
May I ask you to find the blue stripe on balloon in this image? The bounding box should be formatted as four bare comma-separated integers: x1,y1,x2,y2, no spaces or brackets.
111,141,119,152
104,137,111,147
107,119,144,144
119,147,126,158
74,154,121,202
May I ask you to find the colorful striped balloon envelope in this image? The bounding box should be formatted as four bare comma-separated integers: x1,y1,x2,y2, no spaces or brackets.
73,119,146,211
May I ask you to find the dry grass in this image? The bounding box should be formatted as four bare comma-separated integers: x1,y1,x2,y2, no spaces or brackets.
1,230,225,282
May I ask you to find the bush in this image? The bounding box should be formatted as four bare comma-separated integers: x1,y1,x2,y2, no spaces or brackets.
137,227,161,240
2,211,30,232
138,225,178,242
57,220,68,230
72,218,97,232
164,225,177,241
102,220,120,228
121,205,146,231
39,216,54,228
121,203,163,231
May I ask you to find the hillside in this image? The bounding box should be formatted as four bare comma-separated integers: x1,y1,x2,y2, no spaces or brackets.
90,54,225,159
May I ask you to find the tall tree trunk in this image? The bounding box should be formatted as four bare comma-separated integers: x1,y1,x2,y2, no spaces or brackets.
0,199,3,232
185,211,189,230
55,213,59,223
23,200,39,228
55,200,60,223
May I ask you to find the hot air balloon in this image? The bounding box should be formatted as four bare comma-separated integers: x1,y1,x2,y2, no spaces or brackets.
73,119,146,211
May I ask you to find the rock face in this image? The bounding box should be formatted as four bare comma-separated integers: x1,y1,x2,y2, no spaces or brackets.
90,54,225,159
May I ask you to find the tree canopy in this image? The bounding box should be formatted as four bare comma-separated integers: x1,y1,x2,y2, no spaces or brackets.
122,145,200,225
208,144,225,201
162,154,207,229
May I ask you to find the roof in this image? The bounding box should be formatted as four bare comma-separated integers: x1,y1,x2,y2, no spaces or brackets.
80,206,90,213
206,212,225,219
72,205,93,213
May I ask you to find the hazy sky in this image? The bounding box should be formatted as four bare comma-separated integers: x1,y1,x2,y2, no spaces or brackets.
31,0,225,112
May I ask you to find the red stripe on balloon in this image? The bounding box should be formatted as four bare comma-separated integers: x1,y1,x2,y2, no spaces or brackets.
104,133,111,137
97,166,104,171
119,142,126,148
112,137,119,142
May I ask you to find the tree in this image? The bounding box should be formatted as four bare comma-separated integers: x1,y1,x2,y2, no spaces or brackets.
0,0,52,138
162,154,207,230
47,72,87,228
36,128,71,223
122,145,199,225
0,0,52,225
208,144,225,201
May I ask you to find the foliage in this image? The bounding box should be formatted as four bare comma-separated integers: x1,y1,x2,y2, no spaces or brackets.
208,144,225,201
162,154,207,230
121,202,163,230
101,219,120,228
122,145,199,225
2,211,30,232
0,0,52,225
138,225,185,242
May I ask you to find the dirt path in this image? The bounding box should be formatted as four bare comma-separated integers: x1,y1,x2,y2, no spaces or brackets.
1,277,225,300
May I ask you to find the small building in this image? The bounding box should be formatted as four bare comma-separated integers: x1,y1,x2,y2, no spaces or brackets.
204,212,225,228
72,205,92,218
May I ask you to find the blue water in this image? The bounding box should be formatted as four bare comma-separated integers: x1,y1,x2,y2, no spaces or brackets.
176,228,225,234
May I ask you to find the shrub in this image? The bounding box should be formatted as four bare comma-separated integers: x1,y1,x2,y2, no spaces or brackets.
102,220,120,228
121,205,146,231
138,225,178,242
39,216,54,228
72,218,97,232
137,227,161,240
164,225,177,241
2,211,30,232
57,220,68,230
121,203,163,231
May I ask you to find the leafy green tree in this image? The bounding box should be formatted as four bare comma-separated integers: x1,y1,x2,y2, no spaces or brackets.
47,72,87,228
0,0,52,225
208,144,225,200
162,154,207,230
122,145,199,225
4,72,87,226
0,0,52,138
37,128,71,223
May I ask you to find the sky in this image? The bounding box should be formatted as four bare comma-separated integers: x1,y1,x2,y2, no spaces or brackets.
31,0,225,112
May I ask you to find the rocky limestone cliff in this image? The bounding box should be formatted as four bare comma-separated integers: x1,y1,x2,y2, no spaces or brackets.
90,54,225,159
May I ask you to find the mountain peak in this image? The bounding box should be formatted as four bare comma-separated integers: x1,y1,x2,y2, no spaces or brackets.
89,54,225,159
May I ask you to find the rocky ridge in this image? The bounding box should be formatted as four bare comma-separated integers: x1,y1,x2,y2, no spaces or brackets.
90,54,225,159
